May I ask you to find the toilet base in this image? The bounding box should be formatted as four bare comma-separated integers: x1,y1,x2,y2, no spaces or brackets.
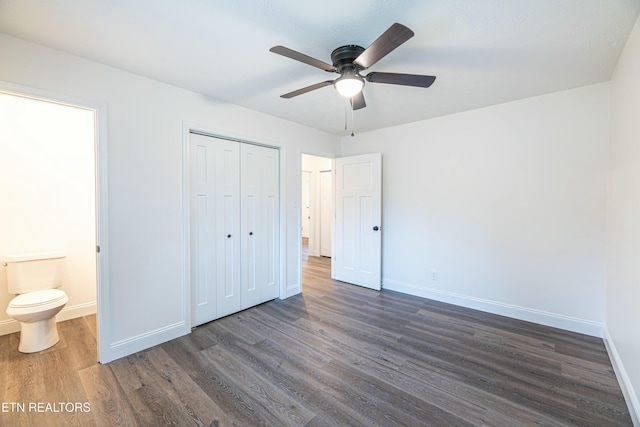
18,317,60,353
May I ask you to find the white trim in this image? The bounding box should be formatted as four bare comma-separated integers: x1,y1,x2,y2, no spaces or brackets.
181,123,193,328
58,301,97,321
0,81,102,112
383,278,604,337
0,81,109,363
0,319,19,336
604,328,640,426
291,147,303,299
279,143,291,299
107,321,187,362
94,102,110,363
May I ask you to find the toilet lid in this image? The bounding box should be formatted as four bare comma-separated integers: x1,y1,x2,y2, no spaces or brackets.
10,289,67,308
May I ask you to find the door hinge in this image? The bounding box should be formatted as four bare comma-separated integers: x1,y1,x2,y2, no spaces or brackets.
96,245,101,253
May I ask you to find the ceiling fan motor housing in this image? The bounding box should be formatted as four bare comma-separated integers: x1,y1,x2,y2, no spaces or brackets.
331,45,365,72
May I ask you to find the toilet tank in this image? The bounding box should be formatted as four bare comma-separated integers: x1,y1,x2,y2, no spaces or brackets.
4,251,66,294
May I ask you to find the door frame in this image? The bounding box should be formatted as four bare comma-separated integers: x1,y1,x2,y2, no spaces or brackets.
182,122,286,325
298,151,382,292
319,169,333,257
298,151,336,291
0,81,109,363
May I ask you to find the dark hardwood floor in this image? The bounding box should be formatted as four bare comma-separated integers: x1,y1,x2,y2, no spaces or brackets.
0,240,632,426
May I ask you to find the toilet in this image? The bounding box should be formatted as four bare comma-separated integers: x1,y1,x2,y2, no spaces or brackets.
4,251,69,353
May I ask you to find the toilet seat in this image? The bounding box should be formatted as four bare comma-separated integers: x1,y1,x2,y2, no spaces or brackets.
9,289,67,308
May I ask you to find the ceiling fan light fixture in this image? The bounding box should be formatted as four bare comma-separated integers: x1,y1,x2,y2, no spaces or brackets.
271,23,435,111
334,74,364,98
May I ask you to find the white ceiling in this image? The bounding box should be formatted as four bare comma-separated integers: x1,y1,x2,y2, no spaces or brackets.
1,0,638,136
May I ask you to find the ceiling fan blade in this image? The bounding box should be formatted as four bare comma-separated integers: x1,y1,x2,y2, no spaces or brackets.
270,46,336,72
354,23,414,69
350,92,366,110
366,72,436,88
280,80,334,98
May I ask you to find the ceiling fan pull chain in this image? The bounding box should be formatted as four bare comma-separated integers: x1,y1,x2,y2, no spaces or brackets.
351,100,355,137
344,98,348,131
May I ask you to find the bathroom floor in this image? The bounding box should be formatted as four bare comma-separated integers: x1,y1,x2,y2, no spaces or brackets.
0,315,98,426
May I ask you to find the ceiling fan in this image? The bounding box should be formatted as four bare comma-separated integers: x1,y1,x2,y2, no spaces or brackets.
270,23,436,110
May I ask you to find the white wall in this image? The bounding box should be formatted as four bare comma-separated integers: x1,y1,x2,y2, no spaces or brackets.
607,12,640,425
0,34,340,362
341,83,610,337
0,93,97,335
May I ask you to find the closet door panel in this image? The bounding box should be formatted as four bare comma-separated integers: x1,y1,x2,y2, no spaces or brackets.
241,146,260,308
241,144,279,308
216,141,241,318
262,149,279,300
190,137,217,325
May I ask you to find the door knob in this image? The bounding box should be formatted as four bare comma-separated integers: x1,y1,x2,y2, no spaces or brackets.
373,226,379,231
249,232,253,236
227,234,232,238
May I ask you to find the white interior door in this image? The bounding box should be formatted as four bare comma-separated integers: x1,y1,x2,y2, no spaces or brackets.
320,170,332,257
189,134,241,326
333,153,382,290
301,170,311,238
241,143,280,309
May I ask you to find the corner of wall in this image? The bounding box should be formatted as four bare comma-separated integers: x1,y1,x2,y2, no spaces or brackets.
604,327,640,426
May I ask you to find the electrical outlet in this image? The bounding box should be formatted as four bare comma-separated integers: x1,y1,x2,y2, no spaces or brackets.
431,270,438,281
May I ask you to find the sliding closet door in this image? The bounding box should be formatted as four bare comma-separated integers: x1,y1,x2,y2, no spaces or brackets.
241,143,280,308
190,134,241,326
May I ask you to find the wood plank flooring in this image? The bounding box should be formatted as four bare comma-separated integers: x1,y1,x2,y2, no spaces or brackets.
0,241,632,426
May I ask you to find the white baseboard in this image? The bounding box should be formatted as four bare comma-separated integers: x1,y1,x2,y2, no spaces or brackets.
0,318,19,336
0,301,97,336
382,279,604,337
604,328,640,426
0,300,192,363
58,301,97,321
103,321,188,363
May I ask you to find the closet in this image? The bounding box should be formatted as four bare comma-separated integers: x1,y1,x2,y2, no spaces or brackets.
189,132,279,327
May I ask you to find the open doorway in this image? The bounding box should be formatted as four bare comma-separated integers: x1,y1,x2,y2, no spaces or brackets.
300,152,383,292
0,89,101,359
301,154,333,284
